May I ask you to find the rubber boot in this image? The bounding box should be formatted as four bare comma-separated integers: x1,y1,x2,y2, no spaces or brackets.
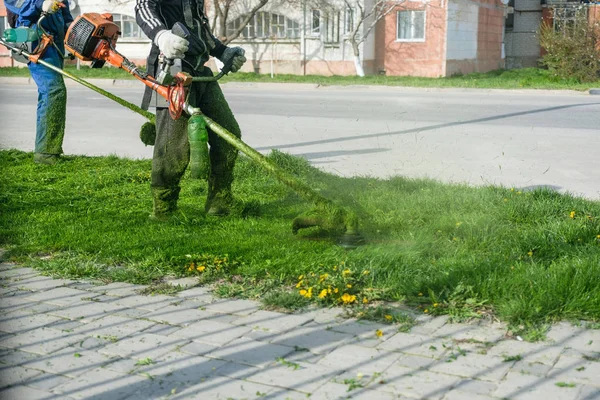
151,186,180,220
34,153,61,165
205,189,234,216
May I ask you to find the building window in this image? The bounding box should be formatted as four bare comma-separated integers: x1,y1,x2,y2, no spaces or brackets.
344,6,354,34
397,10,425,41
113,14,147,40
0,17,5,39
311,9,321,35
227,12,300,39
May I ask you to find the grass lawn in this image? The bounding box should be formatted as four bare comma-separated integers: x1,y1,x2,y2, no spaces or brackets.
1,149,600,333
1,65,599,91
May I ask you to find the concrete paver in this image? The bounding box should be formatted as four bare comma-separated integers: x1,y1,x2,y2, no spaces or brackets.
1,265,599,399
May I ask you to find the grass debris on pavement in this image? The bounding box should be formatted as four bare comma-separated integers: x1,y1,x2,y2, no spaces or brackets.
1,149,599,330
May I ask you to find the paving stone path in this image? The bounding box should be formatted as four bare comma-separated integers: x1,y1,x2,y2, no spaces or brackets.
0,261,599,400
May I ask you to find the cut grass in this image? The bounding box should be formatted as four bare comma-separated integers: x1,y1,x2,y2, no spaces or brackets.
1,149,600,328
1,66,598,91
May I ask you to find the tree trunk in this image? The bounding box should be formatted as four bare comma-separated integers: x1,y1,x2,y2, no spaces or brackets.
351,41,365,77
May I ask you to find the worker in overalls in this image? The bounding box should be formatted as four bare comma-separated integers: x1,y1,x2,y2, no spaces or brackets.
135,0,246,219
5,0,73,164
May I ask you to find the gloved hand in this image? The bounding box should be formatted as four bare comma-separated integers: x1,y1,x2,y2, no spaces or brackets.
155,30,189,59
42,0,65,14
220,47,246,73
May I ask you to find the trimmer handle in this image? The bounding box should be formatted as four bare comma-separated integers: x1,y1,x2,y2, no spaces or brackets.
157,22,189,85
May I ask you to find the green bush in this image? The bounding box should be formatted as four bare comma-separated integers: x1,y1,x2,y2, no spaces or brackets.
539,8,600,83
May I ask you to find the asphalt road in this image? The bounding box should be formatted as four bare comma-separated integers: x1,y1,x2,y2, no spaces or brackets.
1,81,599,200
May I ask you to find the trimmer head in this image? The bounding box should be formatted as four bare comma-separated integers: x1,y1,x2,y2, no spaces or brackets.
292,204,364,249
338,232,366,250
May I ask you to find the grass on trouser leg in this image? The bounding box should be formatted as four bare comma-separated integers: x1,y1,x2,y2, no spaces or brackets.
1,149,600,329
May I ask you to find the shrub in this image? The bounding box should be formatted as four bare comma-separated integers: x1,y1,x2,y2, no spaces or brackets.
539,8,600,83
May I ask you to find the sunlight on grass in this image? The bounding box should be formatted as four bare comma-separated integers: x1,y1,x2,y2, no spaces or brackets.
1,149,599,327
1,66,597,90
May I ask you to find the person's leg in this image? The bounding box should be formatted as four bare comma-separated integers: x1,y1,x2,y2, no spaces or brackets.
196,68,242,215
28,45,66,164
150,108,190,218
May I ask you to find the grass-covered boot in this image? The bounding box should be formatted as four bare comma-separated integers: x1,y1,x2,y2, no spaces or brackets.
150,186,180,220
205,190,234,216
34,153,61,165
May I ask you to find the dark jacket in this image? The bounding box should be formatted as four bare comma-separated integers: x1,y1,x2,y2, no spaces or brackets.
135,0,226,71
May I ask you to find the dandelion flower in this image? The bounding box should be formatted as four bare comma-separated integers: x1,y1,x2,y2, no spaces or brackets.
433,303,439,308
570,211,576,219
296,281,303,288
341,293,357,304
299,289,307,296
527,251,533,257
384,315,393,321
346,284,352,289
298,275,304,281
424,309,429,313
418,292,423,296
363,297,369,304
196,265,206,272
318,289,328,299
334,288,339,294
342,269,352,276
375,329,383,338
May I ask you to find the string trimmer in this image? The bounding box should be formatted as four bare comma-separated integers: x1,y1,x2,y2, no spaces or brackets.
1,12,364,248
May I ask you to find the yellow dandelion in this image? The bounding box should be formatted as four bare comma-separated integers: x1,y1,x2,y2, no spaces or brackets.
341,293,357,304
363,297,369,304
299,289,307,296
517,191,522,195
306,287,313,298
327,287,332,294
296,281,303,288
196,265,206,272
318,289,328,299
527,251,533,257
375,329,383,338
510,188,515,192
384,315,393,321
298,275,304,281
342,269,352,276
570,211,576,219
597,235,600,239
334,288,339,294
424,309,429,313
346,284,352,289
333,265,338,271
363,270,370,275
433,303,439,308
418,292,423,296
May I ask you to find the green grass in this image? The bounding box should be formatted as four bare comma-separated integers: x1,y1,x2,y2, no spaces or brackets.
1,65,598,90
1,149,600,328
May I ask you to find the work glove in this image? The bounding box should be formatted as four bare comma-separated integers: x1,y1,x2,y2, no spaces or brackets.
41,0,65,14
155,30,189,59
220,47,246,73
